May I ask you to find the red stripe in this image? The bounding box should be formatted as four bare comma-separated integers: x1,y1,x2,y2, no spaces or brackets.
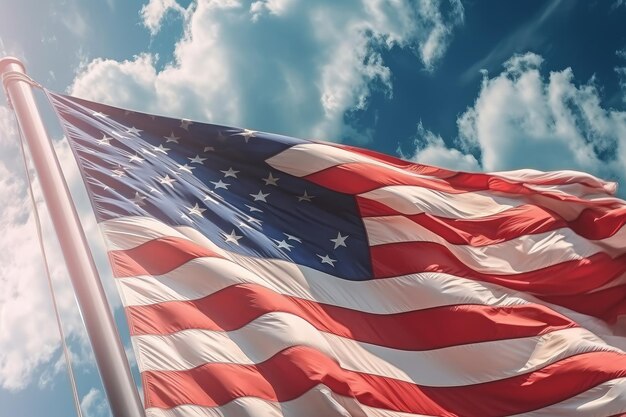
357,197,626,245
108,237,222,277
336,143,613,190
305,160,619,210
371,242,626,296
125,283,576,350
543,284,626,324
110,236,624,323
304,162,472,194
142,346,626,417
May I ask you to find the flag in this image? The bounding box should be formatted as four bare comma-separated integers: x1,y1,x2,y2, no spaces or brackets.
48,91,626,417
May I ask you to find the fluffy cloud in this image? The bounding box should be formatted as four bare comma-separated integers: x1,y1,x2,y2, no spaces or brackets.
249,0,295,21
80,388,112,417
0,104,122,390
401,121,479,171
0,106,73,389
72,0,464,143
140,0,188,35
407,52,626,195
460,53,626,180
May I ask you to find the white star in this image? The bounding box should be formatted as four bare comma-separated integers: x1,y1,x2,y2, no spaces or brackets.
178,163,195,174
330,232,349,249
274,239,293,251
92,111,108,118
221,167,239,178
211,180,230,190
158,175,176,188
284,233,302,243
188,155,206,164
128,154,144,163
245,204,263,213
297,190,314,202
112,169,125,178
148,186,162,194
238,129,257,143
164,132,180,143
127,126,142,136
224,230,243,245
317,254,337,267
250,190,269,202
187,203,206,217
141,148,156,157
204,146,215,152
262,172,279,186
153,144,170,154
180,119,193,130
130,192,147,206
97,134,112,146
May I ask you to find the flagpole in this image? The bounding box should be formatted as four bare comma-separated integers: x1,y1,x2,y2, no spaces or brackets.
0,57,144,417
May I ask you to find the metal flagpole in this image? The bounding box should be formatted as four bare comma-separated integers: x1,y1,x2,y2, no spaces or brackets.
0,57,145,417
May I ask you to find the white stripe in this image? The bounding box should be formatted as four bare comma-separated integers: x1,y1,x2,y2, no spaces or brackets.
515,377,626,417
356,184,626,223
364,216,625,274
118,258,626,352
116,256,530,312
102,216,626,349
145,384,435,417
493,168,618,195
265,144,621,202
133,313,617,387
526,183,618,201
100,216,231,257
265,143,436,180
358,186,525,219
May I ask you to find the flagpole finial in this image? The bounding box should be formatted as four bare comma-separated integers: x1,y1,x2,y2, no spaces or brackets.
0,56,25,71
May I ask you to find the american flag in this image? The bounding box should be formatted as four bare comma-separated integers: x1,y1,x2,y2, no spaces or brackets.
48,91,626,417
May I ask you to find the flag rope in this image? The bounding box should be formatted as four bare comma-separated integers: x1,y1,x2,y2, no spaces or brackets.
13,110,84,417
1,71,42,108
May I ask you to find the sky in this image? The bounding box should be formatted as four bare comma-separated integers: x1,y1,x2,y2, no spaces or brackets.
0,1,625,416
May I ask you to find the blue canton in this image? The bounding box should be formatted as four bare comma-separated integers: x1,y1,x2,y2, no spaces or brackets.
49,93,372,280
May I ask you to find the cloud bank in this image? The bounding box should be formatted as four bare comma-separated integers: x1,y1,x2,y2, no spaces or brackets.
0,105,121,390
407,52,626,197
71,0,464,142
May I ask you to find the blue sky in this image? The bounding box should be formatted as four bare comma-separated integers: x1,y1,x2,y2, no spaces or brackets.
0,1,625,416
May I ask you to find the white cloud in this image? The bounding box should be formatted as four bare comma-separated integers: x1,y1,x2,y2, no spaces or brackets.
401,121,479,171
81,388,112,417
54,1,90,39
250,0,295,21
407,52,626,195
617,48,626,103
459,53,626,180
0,104,123,390
0,107,78,390
140,0,188,35
71,0,464,143
416,0,464,70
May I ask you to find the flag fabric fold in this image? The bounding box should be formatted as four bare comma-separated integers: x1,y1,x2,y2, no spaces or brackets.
47,90,626,417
